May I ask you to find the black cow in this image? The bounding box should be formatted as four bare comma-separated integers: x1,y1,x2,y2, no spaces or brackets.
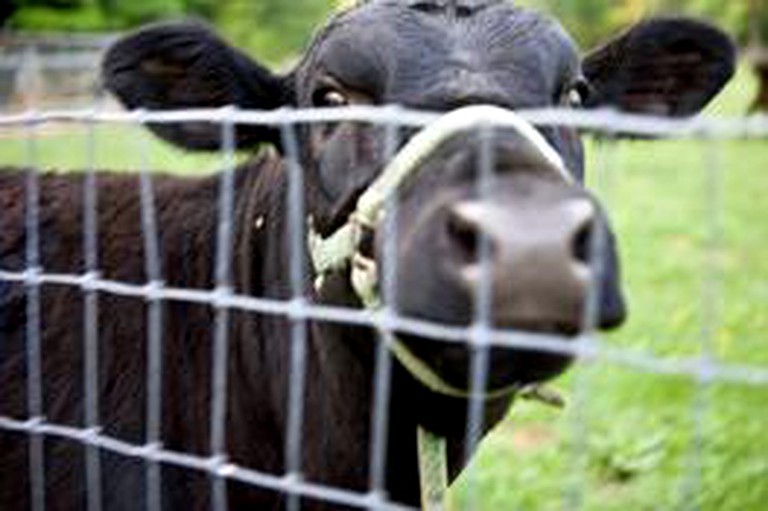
0,1,734,509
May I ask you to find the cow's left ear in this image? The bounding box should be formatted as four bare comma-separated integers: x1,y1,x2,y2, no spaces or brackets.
103,21,295,151
582,18,736,116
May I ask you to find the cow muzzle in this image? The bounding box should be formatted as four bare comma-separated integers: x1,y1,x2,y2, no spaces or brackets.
444,191,596,334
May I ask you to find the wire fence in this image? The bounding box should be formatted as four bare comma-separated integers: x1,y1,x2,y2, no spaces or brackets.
0,105,767,511
0,33,115,108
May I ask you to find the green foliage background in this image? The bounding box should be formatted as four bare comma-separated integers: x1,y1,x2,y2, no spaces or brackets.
5,0,765,62
518,0,754,48
7,0,336,64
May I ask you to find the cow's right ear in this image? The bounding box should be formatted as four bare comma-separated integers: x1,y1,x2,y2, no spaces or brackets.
103,22,294,151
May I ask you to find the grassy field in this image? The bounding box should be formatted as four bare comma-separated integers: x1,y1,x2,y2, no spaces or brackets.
0,65,766,510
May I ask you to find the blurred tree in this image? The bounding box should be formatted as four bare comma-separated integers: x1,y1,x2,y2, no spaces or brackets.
185,0,216,19
97,0,186,27
214,0,335,65
8,0,337,63
521,0,750,49
9,0,107,31
20,0,82,8
1,0,16,27
519,0,649,48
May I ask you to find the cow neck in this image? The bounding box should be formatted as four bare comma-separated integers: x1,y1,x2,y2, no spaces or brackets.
234,152,278,295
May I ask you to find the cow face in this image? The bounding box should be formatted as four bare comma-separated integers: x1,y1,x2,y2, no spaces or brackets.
103,1,735,391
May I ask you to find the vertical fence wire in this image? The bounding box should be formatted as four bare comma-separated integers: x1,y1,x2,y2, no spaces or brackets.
678,131,722,511
138,119,165,511
282,120,310,511
82,111,103,511
367,116,401,508
24,115,46,511
368,317,396,509
210,116,237,511
562,135,618,511
461,125,496,511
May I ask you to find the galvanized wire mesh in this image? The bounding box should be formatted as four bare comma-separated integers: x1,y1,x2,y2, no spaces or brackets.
0,33,115,108
0,105,767,511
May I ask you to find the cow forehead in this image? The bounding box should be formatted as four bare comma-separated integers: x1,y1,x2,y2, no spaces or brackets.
297,2,580,107
360,0,510,14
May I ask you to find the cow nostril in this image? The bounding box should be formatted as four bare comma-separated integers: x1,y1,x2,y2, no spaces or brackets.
571,220,594,264
446,211,479,264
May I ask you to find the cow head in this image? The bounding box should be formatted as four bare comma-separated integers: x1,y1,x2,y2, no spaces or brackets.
103,1,734,393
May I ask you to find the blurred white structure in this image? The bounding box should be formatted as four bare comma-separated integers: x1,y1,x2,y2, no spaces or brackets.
0,32,117,109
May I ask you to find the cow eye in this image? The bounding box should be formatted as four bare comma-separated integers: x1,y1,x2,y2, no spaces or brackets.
564,79,591,108
567,88,583,108
314,88,349,108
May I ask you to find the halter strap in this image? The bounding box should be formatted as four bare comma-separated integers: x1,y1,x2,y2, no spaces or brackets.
307,105,570,510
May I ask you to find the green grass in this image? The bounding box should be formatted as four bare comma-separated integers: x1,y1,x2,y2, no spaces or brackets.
0,64,765,510
0,122,226,175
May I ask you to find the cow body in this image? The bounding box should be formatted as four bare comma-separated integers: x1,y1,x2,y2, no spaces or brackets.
0,157,509,510
0,1,735,509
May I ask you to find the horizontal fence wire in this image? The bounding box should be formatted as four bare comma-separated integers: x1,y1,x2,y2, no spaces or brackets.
0,105,766,510
0,53,103,71
0,106,767,138
0,269,766,388
0,416,414,511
